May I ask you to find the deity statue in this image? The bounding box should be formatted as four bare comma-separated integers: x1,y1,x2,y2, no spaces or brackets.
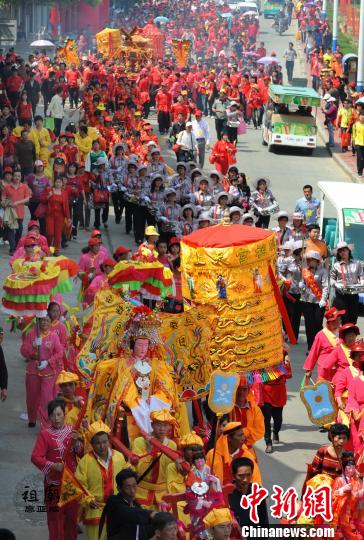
105,306,179,440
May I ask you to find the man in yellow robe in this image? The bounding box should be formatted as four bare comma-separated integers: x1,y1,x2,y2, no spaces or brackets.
229,376,265,450
75,420,128,540
56,370,83,426
29,115,52,163
132,409,177,510
206,422,262,486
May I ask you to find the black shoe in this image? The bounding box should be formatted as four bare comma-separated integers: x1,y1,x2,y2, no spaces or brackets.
28,422,36,428
273,432,279,443
103,223,108,229
265,442,273,454
61,242,68,248
115,219,121,224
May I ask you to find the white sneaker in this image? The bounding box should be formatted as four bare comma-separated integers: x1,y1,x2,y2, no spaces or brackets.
0,238,4,246
20,413,29,421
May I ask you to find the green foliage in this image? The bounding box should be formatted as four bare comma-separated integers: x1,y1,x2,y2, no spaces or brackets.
327,3,357,55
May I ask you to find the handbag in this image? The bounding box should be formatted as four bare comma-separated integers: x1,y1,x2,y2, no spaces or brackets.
63,218,72,240
172,143,181,153
44,117,55,131
237,121,246,135
93,189,109,205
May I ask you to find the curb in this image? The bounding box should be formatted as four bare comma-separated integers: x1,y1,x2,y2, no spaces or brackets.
295,39,363,184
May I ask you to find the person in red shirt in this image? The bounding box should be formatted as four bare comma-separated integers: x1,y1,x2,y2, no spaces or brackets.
64,133,79,164
66,64,81,109
256,42,267,59
5,67,23,108
65,162,85,239
16,91,33,126
155,83,172,134
170,94,189,123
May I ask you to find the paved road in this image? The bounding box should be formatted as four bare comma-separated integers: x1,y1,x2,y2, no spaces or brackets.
1,18,359,539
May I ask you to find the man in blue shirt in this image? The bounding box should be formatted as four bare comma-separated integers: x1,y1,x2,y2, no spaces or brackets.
294,184,320,225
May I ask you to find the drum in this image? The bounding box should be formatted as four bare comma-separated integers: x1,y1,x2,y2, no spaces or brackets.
340,284,364,295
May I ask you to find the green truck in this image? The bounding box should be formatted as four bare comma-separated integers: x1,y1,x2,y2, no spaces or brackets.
263,0,285,18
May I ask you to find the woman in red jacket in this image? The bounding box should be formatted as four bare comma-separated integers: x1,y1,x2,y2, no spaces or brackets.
247,84,264,129
16,91,33,126
43,176,71,255
209,131,237,175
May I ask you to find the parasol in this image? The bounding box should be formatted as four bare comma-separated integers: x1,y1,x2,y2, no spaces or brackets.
2,257,78,318
258,56,279,65
30,39,55,47
154,16,169,23
108,260,173,300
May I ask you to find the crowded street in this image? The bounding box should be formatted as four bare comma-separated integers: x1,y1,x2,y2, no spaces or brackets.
0,0,364,539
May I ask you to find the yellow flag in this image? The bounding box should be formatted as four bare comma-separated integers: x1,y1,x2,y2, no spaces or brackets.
58,465,90,507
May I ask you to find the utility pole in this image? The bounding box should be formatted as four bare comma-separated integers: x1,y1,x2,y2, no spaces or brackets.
322,0,327,19
332,0,339,51
357,0,364,90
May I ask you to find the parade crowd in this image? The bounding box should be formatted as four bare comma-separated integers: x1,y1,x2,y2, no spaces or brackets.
0,0,364,539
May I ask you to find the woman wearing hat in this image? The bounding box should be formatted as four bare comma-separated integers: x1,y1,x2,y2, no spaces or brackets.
209,192,231,223
344,343,364,460
304,307,345,381
147,174,165,226
300,250,329,353
331,241,364,325
209,131,237,176
180,204,197,236
209,170,225,198
272,211,293,247
250,177,278,229
333,333,362,412
192,176,213,213
16,219,49,255
157,188,181,243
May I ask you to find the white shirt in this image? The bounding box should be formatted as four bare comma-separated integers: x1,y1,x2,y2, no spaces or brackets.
192,119,210,144
176,129,198,150
47,94,64,119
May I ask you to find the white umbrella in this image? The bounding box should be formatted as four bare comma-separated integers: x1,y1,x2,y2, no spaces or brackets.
258,56,278,65
30,39,55,48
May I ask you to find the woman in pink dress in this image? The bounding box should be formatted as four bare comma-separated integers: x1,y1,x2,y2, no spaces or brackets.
332,323,360,374
346,341,364,466
31,399,83,540
84,257,115,303
20,315,63,427
334,342,364,412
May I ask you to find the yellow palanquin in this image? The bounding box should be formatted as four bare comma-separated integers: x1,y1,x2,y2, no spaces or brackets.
181,224,284,377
